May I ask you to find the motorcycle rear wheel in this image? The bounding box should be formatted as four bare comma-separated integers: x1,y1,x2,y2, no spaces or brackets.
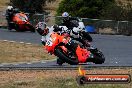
57,58,64,66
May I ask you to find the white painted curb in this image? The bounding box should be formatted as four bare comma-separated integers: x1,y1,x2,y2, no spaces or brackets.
1,39,32,45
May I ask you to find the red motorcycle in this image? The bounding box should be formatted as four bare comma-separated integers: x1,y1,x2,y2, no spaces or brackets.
45,31,105,65
7,12,35,32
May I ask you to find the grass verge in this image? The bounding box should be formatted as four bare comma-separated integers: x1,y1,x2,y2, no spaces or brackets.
0,68,131,88
0,0,10,11
0,40,56,63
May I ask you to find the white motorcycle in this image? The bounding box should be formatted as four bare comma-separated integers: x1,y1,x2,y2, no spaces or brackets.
59,20,93,47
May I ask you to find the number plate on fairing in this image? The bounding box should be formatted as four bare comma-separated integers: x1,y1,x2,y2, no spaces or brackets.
46,38,53,46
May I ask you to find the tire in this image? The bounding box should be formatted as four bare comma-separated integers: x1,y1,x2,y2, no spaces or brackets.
14,24,20,32
93,54,105,64
57,58,64,66
30,25,35,32
90,49,105,64
7,26,12,30
54,47,79,65
28,24,35,32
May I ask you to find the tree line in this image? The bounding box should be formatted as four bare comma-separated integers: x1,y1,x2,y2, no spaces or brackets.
10,0,132,21
57,0,132,21
10,0,55,13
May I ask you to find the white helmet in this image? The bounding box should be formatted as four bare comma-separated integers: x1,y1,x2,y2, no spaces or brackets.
62,12,69,17
7,6,13,10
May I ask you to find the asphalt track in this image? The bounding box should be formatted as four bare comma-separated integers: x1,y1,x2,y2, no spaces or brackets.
0,28,132,69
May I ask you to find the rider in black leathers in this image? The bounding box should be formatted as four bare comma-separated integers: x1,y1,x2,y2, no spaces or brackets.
61,12,92,45
5,6,20,30
5,6,14,30
61,12,79,29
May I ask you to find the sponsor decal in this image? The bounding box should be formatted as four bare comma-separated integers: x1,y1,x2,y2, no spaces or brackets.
76,66,131,85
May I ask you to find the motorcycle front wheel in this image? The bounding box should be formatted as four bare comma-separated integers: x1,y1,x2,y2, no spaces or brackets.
26,24,35,32
54,47,79,65
89,49,105,64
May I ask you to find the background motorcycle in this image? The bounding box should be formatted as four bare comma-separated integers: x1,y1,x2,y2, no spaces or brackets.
59,19,93,42
7,12,35,32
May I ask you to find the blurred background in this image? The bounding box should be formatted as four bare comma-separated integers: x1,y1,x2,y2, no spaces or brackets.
0,0,132,35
